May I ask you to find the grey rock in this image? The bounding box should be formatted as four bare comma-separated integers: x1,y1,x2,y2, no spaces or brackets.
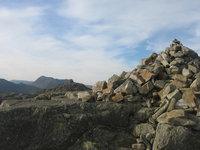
182,68,193,78
133,123,155,137
129,73,145,85
77,91,93,102
132,143,146,150
166,89,182,100
152,123,200,150
92,81,107,93
114,79,137,94
108,74,122,89
139,81,154,95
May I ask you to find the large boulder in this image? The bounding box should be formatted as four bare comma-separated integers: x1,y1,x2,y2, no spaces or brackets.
152,123,200,150
0,99,138,150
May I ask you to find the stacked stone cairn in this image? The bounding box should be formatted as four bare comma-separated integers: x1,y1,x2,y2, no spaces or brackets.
92,39,200,150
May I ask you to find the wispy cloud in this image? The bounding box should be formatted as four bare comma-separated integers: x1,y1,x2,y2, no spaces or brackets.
1,0,200,84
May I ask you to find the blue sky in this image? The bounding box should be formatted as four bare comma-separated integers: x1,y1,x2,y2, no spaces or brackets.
0,0,200,84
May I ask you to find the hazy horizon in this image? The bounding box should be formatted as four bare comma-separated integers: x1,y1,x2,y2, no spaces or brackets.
1,0,200,84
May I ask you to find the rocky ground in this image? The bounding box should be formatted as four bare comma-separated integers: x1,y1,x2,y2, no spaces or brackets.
1,39,200,150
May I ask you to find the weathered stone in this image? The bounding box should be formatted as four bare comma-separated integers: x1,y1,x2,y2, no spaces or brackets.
114,79,137,94
160,52,170,67
170,58,184,66
108,74,122,89
120,71,127,79
139,81,154,95
157,109,186,124
171,80,185,88
133,123,155,137
175,99,188,109
153,123,200,150
102,88,113,94
92,81,107,93
172,74,187,83
112,92,124,102
158,84,176,99
167,89,182,100
169,66,181,74
154,80,165,89
167,98,177,111
134,108,155,122
129,73,145,85
77,91,93,102
132,143,145,150
182,68,193,78
140,70,153,82
152,100,169,119
190,78,200,90
182,88,197,108
188,65,198,73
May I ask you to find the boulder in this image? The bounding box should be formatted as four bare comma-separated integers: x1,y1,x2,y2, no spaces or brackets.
112,92,124,102
182,88,197,108
92,81,107,93
158,84,176,99
152,123,200,150
108,74,122,89
182,68,193,78
132,143,146,150
139,81,154,95
129,73,145,85
133,123,155,137
77,91,93,102
140,70,153,82
114,79,137,94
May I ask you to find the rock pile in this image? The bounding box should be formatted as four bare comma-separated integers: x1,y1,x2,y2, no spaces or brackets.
92,39,200,150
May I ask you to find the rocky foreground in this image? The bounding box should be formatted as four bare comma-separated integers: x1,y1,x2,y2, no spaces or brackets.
1,39,200,150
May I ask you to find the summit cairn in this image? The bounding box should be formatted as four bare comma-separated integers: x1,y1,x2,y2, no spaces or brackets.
92,39,200,150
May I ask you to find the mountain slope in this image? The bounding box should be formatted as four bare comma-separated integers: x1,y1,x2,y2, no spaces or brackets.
31,76,70,89
11,80,33,85
0,79,41,94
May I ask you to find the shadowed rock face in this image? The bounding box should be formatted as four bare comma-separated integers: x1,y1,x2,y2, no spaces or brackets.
0,100,139,150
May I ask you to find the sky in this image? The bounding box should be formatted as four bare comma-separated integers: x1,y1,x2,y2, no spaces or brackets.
0,0,200,84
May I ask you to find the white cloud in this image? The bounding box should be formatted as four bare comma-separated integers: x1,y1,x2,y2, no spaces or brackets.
0,6,131,84
59,0,200,50
1,0,200,85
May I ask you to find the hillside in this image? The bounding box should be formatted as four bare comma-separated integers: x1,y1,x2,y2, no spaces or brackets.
0,79,41,94
31,76,70,89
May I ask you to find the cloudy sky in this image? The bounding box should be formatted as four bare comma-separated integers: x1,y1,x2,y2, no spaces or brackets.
0,0,200,84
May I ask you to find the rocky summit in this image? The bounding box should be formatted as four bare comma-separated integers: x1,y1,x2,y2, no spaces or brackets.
1,39,200,150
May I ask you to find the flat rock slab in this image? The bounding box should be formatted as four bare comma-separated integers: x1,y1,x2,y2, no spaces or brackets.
0,99,139,150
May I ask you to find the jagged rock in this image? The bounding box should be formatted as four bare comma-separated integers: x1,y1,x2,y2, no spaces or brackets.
182,88,197,108
133,123,155,137
129,73,145,85
158,84,176,99
166,89,182,100
139,81,154,95
140,70,153,82
92,81,107,93
154,80,166,89
188,64,198,73
108,74,122,89
114,79,137,94
167,98,177,111
112,92,124,102
152,123,200,150
190,78,200,90
182,68,193,78
157,109,196,126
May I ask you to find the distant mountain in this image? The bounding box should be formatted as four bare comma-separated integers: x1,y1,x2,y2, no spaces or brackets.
31,76,71,89
0,79,41,94
11,80,33,85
